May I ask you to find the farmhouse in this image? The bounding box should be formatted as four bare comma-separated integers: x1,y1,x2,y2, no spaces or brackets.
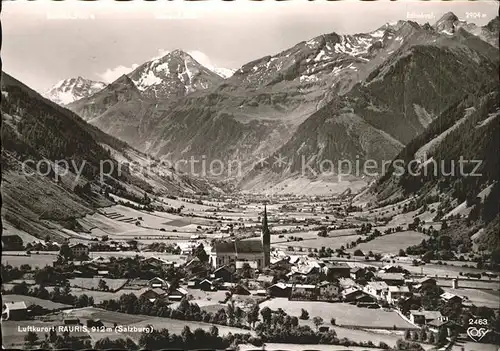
70,243,89,258
350,267,365,281
148,277,170,289
214,265,234,282
322,262,351,279
317,281,340,300
364,281,389,299
413,277,437,291
199,279,216,291
440,292,463,304
342,287,366,302
2,301,28,320
409,310,443,325
211,206,271,269
376,272,405,286
140,288,167,302
427,318,459,334
291,284,316,300
267,283,292,298
168,287,188,301
386,286,411,304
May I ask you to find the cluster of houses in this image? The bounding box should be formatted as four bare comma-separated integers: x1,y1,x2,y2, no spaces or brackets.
138,277,189,302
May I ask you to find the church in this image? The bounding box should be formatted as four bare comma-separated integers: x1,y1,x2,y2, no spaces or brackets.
210,205,271,269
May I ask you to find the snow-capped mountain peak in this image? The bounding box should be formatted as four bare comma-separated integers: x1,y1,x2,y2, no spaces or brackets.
44,77,106,105
127,49,223,99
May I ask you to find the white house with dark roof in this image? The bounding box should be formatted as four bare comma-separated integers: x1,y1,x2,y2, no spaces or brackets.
364,281,389,299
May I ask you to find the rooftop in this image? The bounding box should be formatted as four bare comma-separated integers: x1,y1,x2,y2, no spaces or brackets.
4,301,27,311
214,239,263,254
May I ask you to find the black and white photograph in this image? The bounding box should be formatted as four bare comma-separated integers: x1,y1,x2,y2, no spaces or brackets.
1,0,499,350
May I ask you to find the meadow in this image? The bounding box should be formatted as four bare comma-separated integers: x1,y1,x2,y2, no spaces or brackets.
259,299,416,329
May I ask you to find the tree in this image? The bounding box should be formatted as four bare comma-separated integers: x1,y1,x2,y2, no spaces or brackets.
246,302,259,329
192,244,209,262
330,317,336,326
437,327,448,346
399,249,407,257
240,263,253,279
59,243,73,261
312,316,324,330
25,331,39,345
98,279,109,291
299,308,309,320
260,306,272,325
353,249,364,256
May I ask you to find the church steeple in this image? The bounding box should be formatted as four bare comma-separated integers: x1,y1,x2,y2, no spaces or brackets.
261,204,271,266
262,205,270,245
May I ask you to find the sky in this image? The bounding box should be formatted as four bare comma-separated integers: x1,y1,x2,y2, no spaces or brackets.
2,0,498,93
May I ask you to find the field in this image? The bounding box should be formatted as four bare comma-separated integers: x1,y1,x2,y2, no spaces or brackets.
3,294,71,310
354,231,428,254
68,278,128,291
259,299,416,329
274,235,362,251
61,307,254,341
2,253,56,268
88,251,186,262
443,288,500,308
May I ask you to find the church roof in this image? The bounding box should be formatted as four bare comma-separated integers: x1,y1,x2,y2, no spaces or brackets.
214,239,263,254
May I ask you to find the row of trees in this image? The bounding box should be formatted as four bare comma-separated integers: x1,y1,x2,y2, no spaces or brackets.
4,280,94,308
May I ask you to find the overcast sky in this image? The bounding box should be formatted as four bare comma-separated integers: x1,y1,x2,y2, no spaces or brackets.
3,0,498,93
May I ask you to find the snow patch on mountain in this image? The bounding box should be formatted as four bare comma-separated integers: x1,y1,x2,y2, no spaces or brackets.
44,77,106,105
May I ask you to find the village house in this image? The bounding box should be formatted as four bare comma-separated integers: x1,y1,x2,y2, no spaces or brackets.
350,267,365,281
70,243,89,259
267,283,292,298
322,262,351,279
427,318,459,334
376,272,405,286
148,277,170,289
413,277,437,291
342,287,364,302
380,265,402,273
187,278,201,289
199,279,216,291
2,301,28,320
409,310,443,326
213,265,234,282
364,281,389,299
290,284,317,300
440,292,463,305
317,281,340,300
139,288,167,302
168,287,188,301
386,285,411,304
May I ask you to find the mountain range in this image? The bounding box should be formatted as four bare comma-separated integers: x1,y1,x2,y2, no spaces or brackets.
30,13,500,190
3,12,499,252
